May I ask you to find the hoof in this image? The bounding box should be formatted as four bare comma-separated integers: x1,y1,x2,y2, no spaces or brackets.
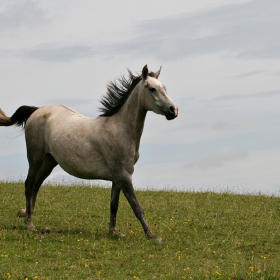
148,235,163,243
109,228,126,238
155,237,163,243
109,228,118,234
17,209,26,218
26,223,36,231
109,226,120,236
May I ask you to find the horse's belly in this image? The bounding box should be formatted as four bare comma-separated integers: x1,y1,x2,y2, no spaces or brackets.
49,137,111,180
56,155,111,180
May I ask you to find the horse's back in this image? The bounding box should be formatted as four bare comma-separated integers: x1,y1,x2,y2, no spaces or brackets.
26,104,94,130
25,104,98,148
26,105,84,124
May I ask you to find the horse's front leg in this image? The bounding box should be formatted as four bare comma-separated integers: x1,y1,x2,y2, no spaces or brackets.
115,175,159,240
109,182,121,234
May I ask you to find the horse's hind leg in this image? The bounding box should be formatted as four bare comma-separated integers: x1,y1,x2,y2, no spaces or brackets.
30,154,58,217
20,153,57,230
21,174,36,230
109,182,121,234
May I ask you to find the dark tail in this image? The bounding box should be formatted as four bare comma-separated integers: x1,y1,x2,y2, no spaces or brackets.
0,106,39,128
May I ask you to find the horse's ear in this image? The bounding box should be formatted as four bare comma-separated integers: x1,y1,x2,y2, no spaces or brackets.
142,65,148,80
154,66,162,79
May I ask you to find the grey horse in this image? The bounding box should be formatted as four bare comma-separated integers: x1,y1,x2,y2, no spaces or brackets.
0,65,178,239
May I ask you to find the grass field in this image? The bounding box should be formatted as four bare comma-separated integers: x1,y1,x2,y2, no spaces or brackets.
0,182,279,279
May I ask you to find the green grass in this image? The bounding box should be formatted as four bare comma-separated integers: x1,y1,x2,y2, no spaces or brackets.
0,182,280,280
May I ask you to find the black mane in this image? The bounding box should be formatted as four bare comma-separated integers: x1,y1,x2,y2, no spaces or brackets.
99,70,156,117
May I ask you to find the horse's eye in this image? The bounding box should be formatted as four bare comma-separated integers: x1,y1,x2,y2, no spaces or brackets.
149,87,156,92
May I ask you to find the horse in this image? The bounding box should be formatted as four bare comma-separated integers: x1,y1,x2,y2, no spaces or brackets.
0,65,178,240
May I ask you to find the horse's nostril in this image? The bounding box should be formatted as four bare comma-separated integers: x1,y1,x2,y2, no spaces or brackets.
169,106,175,113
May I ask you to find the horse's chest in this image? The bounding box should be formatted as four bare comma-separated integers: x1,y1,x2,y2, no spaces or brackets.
134,151,140,164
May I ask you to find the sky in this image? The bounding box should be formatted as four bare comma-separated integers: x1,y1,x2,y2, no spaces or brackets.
0,0,280,195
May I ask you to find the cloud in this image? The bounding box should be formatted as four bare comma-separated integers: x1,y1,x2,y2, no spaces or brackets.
15,0,280,63
0,1,50,29
230,70,267,79
104,0,280,60
23,44,97,62
210,122,236,130
184,148,249,169
134,147,280,195
211,90,280,102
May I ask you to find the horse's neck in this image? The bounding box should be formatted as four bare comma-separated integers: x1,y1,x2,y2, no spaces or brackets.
116,85,147,150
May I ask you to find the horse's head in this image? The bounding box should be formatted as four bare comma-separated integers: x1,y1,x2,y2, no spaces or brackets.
140,65,178,120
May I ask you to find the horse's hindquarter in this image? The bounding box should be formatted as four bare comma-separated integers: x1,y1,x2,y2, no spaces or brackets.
26,105,135,180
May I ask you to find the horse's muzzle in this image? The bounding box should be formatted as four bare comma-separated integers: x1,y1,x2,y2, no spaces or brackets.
165,105,178,120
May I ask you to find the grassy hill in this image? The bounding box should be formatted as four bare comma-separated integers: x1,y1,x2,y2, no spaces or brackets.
0,182,279,279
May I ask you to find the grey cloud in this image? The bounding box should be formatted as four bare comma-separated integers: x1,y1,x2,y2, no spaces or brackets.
210,122,235,130
185,121,235,131
185,148,248,169
211,90,280,102
0,1,50,29
231,70,267,79
108,0,280,60
23,44,97,62
16,0,280,62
